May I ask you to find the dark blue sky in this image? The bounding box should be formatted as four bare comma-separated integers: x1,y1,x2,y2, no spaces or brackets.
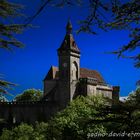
1,0,139,100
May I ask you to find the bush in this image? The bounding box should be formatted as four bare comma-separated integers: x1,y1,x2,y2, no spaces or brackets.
15,89,43,102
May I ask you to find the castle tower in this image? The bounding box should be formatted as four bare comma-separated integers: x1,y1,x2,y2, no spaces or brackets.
57,20,80,107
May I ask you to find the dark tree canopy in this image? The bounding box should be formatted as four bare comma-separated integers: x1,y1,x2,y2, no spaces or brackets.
86,88,140,133
0,0,26,50
0,78,15,95
0,0,27,96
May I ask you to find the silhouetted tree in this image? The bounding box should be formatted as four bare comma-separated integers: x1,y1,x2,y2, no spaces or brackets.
0,0,28,96
0,78,15,96
0,0,27,50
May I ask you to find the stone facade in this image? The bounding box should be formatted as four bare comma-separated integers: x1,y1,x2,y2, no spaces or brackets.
43,20,120,107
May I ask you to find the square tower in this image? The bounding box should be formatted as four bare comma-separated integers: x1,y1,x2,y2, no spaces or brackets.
57,20,80,107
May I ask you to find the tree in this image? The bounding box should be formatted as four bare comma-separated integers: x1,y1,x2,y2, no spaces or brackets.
0,123,44,140
0,77,15,97
0,122,49,140
0,95,106,139
126,87,140,107
0,0,29,98
46,95,106,140
86,88,140,135
15,89,43,102
1,93,140,139
0,0,27,50
78,0,140,68
0,94,8,102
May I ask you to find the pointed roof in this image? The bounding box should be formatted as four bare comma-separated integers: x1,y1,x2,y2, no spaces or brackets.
66,19,72,34
58,20,80,53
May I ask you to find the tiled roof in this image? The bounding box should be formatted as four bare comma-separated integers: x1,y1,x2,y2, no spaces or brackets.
80,68,105,83
44,66,105,83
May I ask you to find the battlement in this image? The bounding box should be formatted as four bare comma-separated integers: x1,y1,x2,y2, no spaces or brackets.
0,100,57,105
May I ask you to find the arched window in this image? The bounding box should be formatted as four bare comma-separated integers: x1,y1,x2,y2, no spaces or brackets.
72,62,78,80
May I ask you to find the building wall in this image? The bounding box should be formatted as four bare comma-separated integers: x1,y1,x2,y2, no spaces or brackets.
58,54,70,107
96,85,112,99
0,82,118,125
87,85,97,96
86,84,113,99
58,50,80,106
44,80,57,95
70,54,80,101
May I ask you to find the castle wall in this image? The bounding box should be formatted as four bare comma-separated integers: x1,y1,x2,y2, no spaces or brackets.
86,83,113,99
0,101,60,124
44,80,57,95
87,85,96,96
96,85,113,99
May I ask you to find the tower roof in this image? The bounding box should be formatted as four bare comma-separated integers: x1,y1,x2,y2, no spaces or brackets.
58,20,80,54
66,19,72,34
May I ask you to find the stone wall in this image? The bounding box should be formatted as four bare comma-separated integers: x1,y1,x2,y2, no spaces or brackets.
44,80,57,96
0,101,60,124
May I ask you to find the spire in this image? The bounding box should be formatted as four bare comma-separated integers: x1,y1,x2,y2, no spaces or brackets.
57,20,80,54
66,19,72,34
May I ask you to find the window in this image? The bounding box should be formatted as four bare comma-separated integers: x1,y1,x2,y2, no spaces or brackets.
72,62,78,80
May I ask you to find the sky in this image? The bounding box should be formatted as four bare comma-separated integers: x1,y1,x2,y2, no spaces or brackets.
0,0,140,100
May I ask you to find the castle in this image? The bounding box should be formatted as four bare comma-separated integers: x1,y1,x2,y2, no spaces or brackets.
43,20,119,107
0,21,119,124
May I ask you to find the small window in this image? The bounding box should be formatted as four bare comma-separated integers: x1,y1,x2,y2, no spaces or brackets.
72,62,78,80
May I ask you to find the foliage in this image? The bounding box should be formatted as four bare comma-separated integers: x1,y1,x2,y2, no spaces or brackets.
86,88,140,134
0,123,45,140
0,76,15,100
0,123,49,140
0,0,28,99
78,0,140,68
0,95,107,140
15,89,43,102
0,0,27,50
34,122,48,139
46,95,106,140
136,80,140,87
0,94,8,102
0,76,15,95
126,87,140,106
1,93,140,139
